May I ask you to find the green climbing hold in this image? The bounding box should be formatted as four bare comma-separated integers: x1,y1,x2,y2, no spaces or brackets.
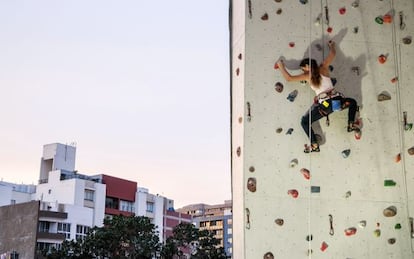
375,16,384,24
384,179,396,186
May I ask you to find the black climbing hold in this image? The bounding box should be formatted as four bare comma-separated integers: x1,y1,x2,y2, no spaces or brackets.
287,90,298,102
341,149,351,158
275,82,284,93
286,128,294,135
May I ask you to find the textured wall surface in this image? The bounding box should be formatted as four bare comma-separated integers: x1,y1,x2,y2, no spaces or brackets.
0,201,39,258
231,0,414,258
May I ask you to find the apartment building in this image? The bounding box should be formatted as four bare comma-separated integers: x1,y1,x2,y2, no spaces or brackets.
177,200,233,258
0,143,191,257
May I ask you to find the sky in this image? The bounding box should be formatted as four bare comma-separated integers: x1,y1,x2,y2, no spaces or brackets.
0,0,230,208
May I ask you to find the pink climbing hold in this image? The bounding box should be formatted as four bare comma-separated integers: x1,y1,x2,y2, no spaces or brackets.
288,189,299,198
300,168,310,180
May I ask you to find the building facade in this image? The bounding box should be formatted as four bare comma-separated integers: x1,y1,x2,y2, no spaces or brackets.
0,143,190,257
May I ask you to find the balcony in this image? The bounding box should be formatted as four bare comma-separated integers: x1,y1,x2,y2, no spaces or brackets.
39,210,68,219
37,231,66,241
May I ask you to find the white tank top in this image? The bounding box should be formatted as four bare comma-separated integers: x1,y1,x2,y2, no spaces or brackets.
310,74,334,96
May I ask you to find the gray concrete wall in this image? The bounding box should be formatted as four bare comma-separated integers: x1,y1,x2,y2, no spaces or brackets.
231,0,414,258
0,201,39,258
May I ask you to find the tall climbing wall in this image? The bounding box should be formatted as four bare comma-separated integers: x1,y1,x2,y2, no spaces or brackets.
231,0,414,258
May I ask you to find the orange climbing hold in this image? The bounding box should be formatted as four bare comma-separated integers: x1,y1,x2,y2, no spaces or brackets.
383,14,393,24
378,54,387,64
395,153,401,163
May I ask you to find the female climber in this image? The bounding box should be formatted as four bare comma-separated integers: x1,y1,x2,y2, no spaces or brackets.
277,41,359,153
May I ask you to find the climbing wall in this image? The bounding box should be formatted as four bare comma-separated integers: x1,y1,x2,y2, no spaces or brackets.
231,0,414,258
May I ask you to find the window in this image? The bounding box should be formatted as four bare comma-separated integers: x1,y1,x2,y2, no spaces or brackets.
120,200,135,213
105,197,119,209
146,202,154,213
38,221,50,232
210,220,217,226
76,225,90,241
10,199,16,205
84,189,94,201
200,222,206,227
57,223,71,239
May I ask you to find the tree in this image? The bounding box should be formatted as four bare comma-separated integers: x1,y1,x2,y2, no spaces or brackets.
47,215,161,259
161,222,227,259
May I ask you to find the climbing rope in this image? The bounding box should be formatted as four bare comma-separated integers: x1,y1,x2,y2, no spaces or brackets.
389,0,413,252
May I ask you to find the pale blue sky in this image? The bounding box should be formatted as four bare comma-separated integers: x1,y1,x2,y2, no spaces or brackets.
0,0,230,208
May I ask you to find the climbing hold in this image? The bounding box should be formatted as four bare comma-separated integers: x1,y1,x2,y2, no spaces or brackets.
320,241,328,252
287,90,298,102
314,14,322,26
375,16,384,24
286,128,294,134
289,158,298,167
307,249,313,256
384,179,396,186
402,36,412,45
353,27,359,34
276,128,283,134
274,0,282,2
327,27,333,33
358,220,366,228
275,218,284,226
238,53,242,60
345,191,352,198
300,168,310,180
261,13,269,21
274,62,279,70
351,0,359,8
339,7,346,15
311,186,320,193
391,77,398,83
373,229,381,237
378,91,391,101
410,218,414,238
383,14,392,24
236,147,241,157
238,117,242,123
247,178,257,192
395,223,402,229
383,206,397,217
236,68,240,76
344,227,357,236
263,252,274,259
299,0,307,4
289,42,295,48
276,8,282,15
342,149,351,158
408,147,414,155
275,82,284,93
249,166,255,173
306,234,313,241
287,189,299,198
388,238,396,245
329,214,334,235
395,153,401,163
378,54,387,64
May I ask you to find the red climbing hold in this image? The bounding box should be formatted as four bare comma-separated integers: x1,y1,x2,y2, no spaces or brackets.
288,189,299,198
327,27,333,33
274,62,279,70
345,227,357,236
339,7,346,15
391,77,398,83
320,241,328,252
300,168,310,180
289,42,295,48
